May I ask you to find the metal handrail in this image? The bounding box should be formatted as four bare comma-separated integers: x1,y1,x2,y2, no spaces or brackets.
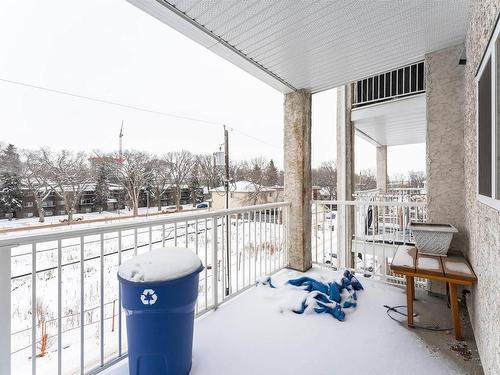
0,202,291,247
5,202,290,375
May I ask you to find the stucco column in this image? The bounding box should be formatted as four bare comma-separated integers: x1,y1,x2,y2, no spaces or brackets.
425,45,465,295
376,145,388,192
336,85,355,269
426,45,465,250
284,89,312,272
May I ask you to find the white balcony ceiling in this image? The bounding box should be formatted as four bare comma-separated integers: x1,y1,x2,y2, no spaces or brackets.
127,0,471,93
352,94,426,146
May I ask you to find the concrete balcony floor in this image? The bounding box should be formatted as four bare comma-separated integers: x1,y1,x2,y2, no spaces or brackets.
103,266,483,375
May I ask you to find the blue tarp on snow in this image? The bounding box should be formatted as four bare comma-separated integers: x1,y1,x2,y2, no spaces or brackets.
258,271,363,322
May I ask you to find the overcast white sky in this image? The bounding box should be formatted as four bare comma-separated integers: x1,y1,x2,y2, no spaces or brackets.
0,0,424,176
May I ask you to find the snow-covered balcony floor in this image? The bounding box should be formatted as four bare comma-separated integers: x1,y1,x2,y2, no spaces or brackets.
103,266,483,375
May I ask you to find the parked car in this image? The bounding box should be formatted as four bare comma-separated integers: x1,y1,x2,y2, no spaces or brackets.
164,206,183,213
196,202,209,209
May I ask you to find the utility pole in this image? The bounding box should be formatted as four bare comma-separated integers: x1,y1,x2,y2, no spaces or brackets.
119,120,124,160
117,121,124,215
224,125,231,296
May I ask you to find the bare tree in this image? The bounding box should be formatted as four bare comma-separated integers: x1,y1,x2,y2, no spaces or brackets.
165,151,195,209
148,157,170,211
312,160,337,200
21,151,52,222
39,149,91,221
196,154,222,189
113,151,152,216
407,170,426,189
244,158,268,205
390,173,407,189
356,169,377,192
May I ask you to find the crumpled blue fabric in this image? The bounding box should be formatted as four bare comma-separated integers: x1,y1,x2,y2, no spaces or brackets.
315,301,345,321
264,270,363,321
287,277,329,294
342,270,364,291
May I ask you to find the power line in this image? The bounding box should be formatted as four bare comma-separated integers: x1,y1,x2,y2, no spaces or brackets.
0,77,223,126
230,127,280,150
0,76,281,150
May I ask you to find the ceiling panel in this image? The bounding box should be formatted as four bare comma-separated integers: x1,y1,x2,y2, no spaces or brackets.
127,0,471,93
352,94,426,146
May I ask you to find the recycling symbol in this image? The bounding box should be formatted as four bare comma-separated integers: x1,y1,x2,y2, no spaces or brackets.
140,289,158,305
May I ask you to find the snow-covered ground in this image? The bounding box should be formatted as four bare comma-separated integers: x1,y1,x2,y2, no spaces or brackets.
0,205,199,230
103,266,475,375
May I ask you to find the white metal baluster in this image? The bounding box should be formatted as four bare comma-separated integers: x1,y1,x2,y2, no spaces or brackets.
361,205,367,273
203,218,208,310
264,210,268,274
185,221,188,248
277,209,281,269
284,206,288,267
329,206,333,267
100,233,104,367
162,224,165,247
174,222,178,247
134,228,138,256
220,217,225,298
195,220,199,314
382,205,387,282
315,203,318,262
273,208,277,272
57,239,62,375
372,204,376,278
31,243,36,375
235,216,239,292
118,231,122,357
259,210,262,277
254,210,257,283
211,218,218,309
242,213,246,287
149,226,152,251
0,246,11,375
322,207,326,264
80,237,84,374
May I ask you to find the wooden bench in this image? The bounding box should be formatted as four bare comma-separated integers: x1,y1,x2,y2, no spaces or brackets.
390,246,476,340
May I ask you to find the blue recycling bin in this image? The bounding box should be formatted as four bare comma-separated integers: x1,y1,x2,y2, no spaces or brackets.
118,248,203,375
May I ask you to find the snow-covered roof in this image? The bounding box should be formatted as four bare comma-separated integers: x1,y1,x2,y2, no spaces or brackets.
210,180,274,193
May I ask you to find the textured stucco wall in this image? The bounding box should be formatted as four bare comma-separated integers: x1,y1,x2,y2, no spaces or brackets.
284,89,312,272
463,2,500,374
425,45,466,251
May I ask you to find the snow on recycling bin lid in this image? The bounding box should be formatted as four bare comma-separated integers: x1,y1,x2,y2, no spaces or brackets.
118,247,202,282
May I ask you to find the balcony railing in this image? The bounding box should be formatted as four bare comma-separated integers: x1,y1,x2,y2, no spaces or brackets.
352,61,425,108
311,200,427,286
1,202,289,375
1,199,429,374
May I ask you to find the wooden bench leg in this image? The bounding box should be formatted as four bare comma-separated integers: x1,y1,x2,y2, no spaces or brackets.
449,283,462,340
406,276,414,327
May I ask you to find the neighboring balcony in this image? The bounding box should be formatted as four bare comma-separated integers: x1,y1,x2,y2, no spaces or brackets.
1,200,482,375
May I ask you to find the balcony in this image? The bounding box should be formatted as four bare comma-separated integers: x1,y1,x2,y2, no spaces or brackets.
0,200,482,375
103,265,480,375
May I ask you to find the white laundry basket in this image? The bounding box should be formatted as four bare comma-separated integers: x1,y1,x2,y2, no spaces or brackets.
408,222,458,256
